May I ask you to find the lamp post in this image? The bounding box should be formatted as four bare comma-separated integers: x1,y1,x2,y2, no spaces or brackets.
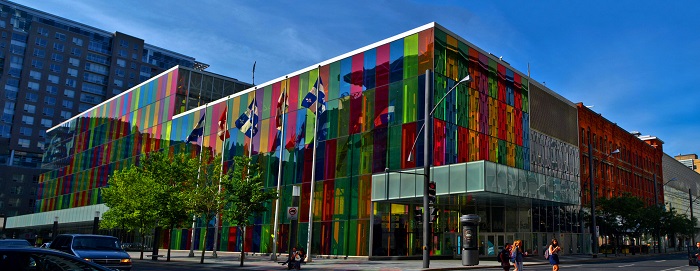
690,189,696,245
587,132,618,258
92,211,100,234
407,71,471,268
52,216,58,241
289,186,300,253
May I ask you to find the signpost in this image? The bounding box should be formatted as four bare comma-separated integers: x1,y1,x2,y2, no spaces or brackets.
287,207,298,220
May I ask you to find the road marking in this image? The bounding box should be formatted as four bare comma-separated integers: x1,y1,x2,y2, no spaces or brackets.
618,264,635,267
659,266,686,271
562,265,581,267
655,259,666,262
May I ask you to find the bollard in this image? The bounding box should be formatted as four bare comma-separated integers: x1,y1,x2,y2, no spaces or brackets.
461,214,480,266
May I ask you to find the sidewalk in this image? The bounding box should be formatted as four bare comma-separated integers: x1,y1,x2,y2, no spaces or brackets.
127,250,685,270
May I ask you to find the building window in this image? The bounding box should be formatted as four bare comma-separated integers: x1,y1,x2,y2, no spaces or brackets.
0,124,10,138
115,68,124,77
35,37,47,47
48,75,59,84
31,59,43,69
19,126,32,136
62,100,73,109
37,27,48,36
71,47,81,56
50,63,62,73
18,139,30,148
120,39,129,47
33,48,45,58
21,115,34,125
116,58,126,68
51,53,63,62
114,79,123,87
27,82,39,91
42,107,54,116
23,104,35,113
67,68,78,77
69,57,79,67
60,110,71,119
53,42,64,52
130,62,137,69
29,70,41,80
72,37,83,46
64,89,75,98
65,78,76,88
25,92,38,102
44,96,56,105
40,118,52,128
118,49,127,57
55,32,66,41
46,85,58,95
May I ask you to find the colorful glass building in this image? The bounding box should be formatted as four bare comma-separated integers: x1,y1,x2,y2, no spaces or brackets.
10,22,597,258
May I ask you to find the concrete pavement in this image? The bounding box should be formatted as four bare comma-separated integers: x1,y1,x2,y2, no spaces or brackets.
126,249,687,270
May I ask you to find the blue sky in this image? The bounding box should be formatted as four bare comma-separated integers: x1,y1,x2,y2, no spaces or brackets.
16,0,699,158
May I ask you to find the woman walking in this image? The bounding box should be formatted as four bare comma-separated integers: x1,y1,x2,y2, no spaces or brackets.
548,239,562,271
511,240,524,271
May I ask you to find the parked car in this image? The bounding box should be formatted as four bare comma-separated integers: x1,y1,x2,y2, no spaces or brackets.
49,234,132,271
0,246,113,271
0,239,32,247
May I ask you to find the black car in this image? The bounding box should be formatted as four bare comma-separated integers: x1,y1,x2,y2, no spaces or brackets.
0,246,113,271
0,239,32,247
50,234,132,271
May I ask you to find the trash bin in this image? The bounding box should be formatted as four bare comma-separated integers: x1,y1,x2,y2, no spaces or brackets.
461,214,480,266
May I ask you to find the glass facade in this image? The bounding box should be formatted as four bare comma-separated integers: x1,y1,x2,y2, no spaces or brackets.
34,24,589,258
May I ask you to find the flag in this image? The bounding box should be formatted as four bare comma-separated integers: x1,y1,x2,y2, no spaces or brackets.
234,99,259,138
276,88,288,130
186,113,206,143
374,105,394,127
217,106,230,141
301,77,326,114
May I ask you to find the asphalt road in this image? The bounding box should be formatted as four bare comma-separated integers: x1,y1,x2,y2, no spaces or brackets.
480,254,695,271
127,253,696,271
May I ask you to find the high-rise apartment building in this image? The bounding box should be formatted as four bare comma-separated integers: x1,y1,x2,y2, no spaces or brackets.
674,154,700,174
0,0,210,216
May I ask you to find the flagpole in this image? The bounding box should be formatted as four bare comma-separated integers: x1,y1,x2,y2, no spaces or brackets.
305,65,321,262
189,107,207,257
212,106,228,258
271,79,288,261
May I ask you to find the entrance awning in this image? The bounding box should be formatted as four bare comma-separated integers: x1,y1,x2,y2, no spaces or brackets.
371,161,580,206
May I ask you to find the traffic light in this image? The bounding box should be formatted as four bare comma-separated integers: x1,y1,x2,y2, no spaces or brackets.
428,181,437,205
429,207,439,223
414,206,423,223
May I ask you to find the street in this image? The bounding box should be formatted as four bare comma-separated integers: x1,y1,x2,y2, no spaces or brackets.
479,254,694,271
126,252,696,271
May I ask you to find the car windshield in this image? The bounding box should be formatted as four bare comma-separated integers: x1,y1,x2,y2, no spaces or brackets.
0,240,32,247
73,237,121,251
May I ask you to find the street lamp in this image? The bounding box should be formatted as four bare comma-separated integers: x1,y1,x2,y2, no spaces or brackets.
92,211,100,234
407,71,471,268
587,130,619,258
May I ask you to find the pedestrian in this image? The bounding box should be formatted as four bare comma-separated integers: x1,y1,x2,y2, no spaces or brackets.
548,238,562,271
281,247,297,269
498,243,512,271
511,240,524,271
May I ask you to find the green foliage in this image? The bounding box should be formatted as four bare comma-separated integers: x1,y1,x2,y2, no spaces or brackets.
221,156,277,267
101,167,158,231
222,156,277,228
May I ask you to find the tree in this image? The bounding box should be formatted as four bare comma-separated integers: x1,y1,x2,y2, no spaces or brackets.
101,167,158,260
596,193,645,255
183,151,226,264
139,151,199,261
222,156,277,267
